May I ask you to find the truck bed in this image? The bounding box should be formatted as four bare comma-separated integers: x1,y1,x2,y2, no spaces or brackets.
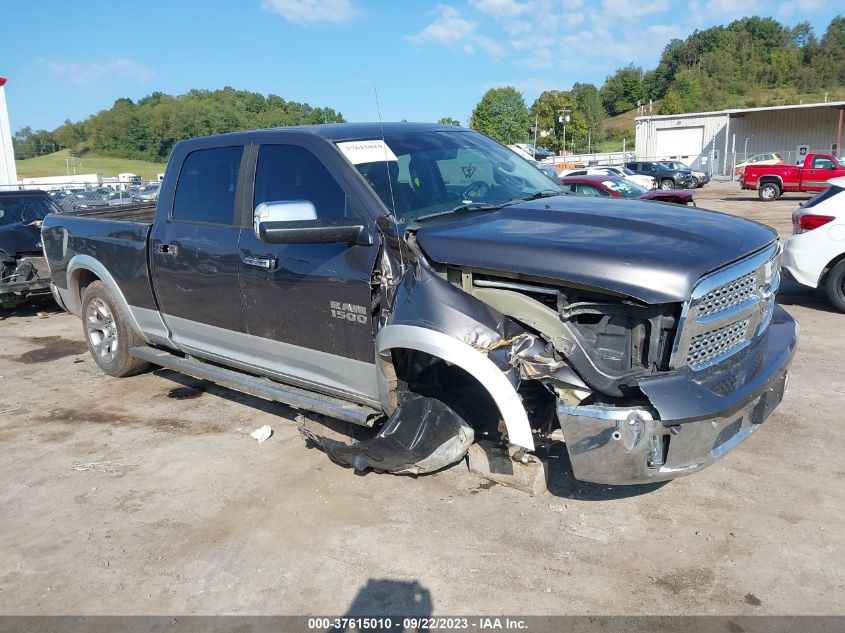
63,202,156,223
41,207,159,313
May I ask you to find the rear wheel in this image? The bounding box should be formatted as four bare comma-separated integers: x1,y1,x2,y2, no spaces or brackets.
81,281,149,377
825,260,845,313
660,179,675,190
758,182,781,201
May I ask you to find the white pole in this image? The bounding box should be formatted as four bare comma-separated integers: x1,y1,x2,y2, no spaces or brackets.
0,77,18,188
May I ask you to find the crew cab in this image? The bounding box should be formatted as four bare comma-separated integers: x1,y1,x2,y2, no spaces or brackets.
0,190,61,309
741,153,845,201
42,124,798,486
625,161,692,190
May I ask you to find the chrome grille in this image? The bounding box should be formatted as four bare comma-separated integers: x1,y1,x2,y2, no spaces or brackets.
672,244,781,371
697,272,756,317
687,319,750,368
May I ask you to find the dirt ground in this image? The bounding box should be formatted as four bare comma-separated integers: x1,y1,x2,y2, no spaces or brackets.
0,182,843,617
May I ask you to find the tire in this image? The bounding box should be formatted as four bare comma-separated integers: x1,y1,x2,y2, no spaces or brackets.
688,177,699,189
660,179,675,190
825,260,845,313
758,182,781,201
81,280,149,377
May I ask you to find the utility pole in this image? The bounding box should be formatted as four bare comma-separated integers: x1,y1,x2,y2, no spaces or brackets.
532,112,539,156
558,108,571,159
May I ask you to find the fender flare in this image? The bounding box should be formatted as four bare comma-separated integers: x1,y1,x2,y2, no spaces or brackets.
66,254,150,343
376,323,534,451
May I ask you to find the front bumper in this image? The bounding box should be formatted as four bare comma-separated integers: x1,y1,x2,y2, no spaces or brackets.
557,305,798,485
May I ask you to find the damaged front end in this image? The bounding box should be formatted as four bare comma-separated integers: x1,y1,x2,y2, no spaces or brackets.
303,226,797,487
0,252,52,309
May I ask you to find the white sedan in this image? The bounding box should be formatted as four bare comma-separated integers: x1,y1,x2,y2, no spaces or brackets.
558,166,656,189
782,176,845,312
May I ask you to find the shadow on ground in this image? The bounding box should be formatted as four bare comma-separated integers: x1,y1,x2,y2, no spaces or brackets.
0,295,62,320
330,578,432,631
777,277,839,314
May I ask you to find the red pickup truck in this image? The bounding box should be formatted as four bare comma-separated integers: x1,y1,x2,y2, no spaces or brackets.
741,153,845,201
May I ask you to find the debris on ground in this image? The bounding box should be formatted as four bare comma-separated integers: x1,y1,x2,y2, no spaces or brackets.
299,393,473,475
250,425,273,443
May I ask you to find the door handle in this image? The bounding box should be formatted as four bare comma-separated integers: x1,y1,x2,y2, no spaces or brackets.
242,255,275,269
156,243,179,255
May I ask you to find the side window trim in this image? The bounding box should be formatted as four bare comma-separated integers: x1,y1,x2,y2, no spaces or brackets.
169,145,248,226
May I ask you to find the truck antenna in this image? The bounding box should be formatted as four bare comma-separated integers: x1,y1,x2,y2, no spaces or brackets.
374,87,397,216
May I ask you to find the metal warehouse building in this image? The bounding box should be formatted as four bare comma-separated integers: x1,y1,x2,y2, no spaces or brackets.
635,100,845,177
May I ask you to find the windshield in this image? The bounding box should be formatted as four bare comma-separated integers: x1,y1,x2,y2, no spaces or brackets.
601,178,646,198
621,166,637,176
0,195,62,226
339,130,564,222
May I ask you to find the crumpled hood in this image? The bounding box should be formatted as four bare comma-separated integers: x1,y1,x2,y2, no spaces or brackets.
414,196,777,304
0,222,42,257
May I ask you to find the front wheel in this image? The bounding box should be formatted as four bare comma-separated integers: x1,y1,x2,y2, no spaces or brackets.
688,177,699,189
81,280,149,377
825,260,845,313
758,182,781,201
660,179,675,190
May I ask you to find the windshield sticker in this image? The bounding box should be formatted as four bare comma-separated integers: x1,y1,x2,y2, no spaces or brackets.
337,140,398,165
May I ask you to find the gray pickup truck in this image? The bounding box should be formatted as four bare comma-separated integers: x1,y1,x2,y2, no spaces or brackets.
42,123,798,484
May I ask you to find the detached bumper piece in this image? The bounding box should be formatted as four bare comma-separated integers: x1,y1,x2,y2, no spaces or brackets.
558,305,797,485
299,393,474,475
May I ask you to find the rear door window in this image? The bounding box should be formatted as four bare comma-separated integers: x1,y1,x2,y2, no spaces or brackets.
172,146,244,224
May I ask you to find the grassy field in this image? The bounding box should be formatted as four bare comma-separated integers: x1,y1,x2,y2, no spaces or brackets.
16,149,166,181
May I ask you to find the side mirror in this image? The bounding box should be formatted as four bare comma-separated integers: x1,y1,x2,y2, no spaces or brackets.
254,201,371,246
258,220,372,245
254,200,317,235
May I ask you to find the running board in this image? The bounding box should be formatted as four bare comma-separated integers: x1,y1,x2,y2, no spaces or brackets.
131,346,380,427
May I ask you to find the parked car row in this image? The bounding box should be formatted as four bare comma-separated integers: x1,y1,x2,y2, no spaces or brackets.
559,174,694,205
48,181,161,212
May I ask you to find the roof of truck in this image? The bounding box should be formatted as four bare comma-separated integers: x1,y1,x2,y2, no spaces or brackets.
177,122,470,147
0,189,51,198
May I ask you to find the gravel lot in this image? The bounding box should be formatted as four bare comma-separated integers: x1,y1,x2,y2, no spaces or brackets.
0,181,843,616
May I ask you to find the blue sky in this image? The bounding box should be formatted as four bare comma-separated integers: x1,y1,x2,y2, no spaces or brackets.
1,0,840,132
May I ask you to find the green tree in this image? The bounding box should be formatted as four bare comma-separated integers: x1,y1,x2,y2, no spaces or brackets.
600,65,644,115
437,117,461,126
470,87,530,144
659,89,683,114
572,83,606,150
529,90,574,151
55,119,85,150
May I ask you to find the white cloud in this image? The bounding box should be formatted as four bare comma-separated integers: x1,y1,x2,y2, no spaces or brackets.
260,0,359,24
778,0,824,17
408,5,476,45
407,4,504,58
41,58,154,85
598,0,671,21
468,0,531,19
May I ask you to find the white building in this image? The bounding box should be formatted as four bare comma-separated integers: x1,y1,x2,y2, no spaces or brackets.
0,76,18,188
635,100,845,176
